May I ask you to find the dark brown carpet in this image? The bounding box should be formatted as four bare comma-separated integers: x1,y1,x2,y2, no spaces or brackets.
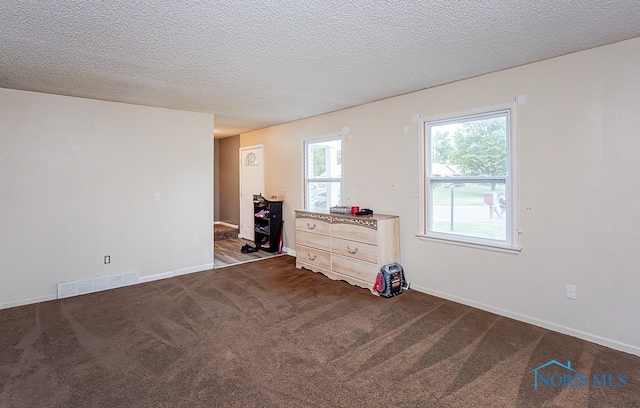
1,256,638,407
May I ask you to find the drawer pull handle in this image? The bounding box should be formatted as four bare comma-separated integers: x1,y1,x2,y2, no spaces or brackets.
307,253,317,261
346,246,358,254
307,223,316,230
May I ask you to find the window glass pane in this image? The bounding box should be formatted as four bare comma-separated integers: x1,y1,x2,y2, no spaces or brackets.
244,153,258,166
308,181,341,211
430,113,507,177
431,181,506,241
307,139,341,179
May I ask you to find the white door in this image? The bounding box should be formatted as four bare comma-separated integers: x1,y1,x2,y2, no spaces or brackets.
239,145,265,240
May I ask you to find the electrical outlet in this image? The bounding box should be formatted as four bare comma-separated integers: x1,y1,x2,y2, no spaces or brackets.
566,284,577,300
279,191,287,198
104,255,110,264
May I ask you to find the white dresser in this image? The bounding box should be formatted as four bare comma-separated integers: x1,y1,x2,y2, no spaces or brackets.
294,210,400,293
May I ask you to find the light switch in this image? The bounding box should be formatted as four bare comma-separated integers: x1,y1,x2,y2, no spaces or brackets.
153,193,160,202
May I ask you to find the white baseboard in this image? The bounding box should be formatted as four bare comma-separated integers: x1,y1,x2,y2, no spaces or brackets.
138,271,175,283
410,283,640,357
1,262,217,309
214,221,239,228
174,263,214,276
0,294,57,310
58,270,139,299
283,246,296,257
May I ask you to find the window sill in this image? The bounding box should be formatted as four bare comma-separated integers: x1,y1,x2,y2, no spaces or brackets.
415,234,522,254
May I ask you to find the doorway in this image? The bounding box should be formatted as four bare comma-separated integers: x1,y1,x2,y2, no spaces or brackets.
215,140,283,269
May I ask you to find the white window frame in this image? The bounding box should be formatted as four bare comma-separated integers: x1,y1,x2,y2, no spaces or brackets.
418,101,521,253
303,134,342,211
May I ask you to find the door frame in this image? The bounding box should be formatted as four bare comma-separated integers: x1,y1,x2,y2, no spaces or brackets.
238,144,265,240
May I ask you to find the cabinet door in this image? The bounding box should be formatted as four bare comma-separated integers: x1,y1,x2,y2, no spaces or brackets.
267,202,282,251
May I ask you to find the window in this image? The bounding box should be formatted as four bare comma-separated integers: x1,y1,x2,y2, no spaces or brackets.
420,103,519,251
305,136,341,211
244,152,258,166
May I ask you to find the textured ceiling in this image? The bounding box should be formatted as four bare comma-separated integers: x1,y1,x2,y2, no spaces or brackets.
1,1,640,138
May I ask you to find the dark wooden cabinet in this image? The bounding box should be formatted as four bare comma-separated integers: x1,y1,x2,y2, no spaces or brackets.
254,199,283,252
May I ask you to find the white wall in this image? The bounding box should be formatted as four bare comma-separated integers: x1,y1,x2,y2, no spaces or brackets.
0,89,214,307
240,37,640,355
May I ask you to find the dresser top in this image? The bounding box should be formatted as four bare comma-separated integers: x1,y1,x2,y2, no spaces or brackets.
295,209,398,221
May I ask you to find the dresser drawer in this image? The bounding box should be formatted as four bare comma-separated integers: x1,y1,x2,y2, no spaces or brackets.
296,245,331,270
297,230,330,252
332,254,378,283
331,222,377,245
296,217,331,236
331,237,377,263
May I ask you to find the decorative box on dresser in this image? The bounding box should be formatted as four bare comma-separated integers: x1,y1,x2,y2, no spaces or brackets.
294,210,400,293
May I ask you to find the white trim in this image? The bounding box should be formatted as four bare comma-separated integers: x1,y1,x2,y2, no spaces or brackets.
299,130,348,143
410,283,640,357
283,246,296,257
303,133,343,210
0,294,57,310
416,234,522,254
57,270,139,299
174,263,214,276
214,221,239,228
510,97,521,247
138,271,175,283
417,116,426,236
239,143,265,152
422,101,517,123
1,262,217,308
419,100,520,250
